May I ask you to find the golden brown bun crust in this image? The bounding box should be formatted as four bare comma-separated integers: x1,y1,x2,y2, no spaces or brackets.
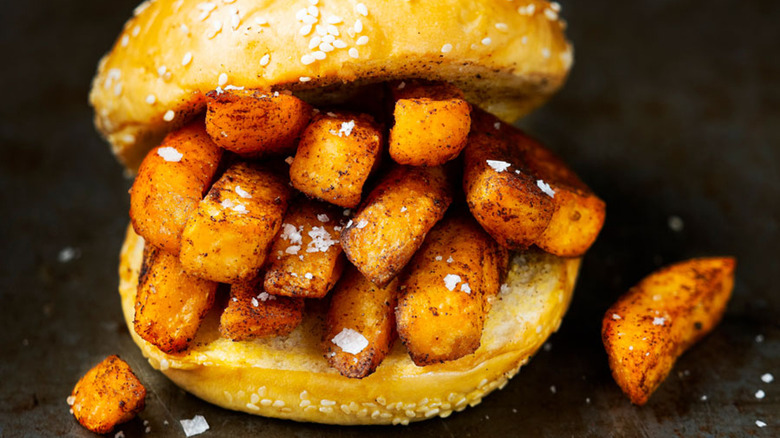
91,0,573,169
119,226,580,425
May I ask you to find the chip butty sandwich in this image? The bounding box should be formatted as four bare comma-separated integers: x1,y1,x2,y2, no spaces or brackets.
90,0,605,425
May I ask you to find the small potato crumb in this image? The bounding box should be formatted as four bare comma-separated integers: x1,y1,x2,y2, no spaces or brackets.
70,355,146,434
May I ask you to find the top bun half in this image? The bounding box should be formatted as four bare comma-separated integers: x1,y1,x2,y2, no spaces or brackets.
90,0,572,169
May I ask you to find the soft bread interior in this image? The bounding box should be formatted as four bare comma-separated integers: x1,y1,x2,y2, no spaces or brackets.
119,226,580,425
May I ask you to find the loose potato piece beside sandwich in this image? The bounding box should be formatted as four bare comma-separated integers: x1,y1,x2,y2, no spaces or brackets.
134,245,218,354
220,280,304,341
341,165,454,286
205,88,312,157
263,198,346,298
129,122,223,254
389,81,471,166
396,213,508,366
290,112,383,208
69,355,146,434
179,162,291,283
602,257,736,405
325,267,398,379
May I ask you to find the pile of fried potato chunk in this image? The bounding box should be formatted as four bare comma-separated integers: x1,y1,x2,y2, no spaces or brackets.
128,80,606,378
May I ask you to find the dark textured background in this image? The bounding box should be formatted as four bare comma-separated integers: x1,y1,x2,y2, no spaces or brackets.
0,1,777,436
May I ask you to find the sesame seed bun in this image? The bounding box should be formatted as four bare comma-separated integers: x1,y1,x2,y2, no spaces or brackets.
119,226,580,425
90,0,572,170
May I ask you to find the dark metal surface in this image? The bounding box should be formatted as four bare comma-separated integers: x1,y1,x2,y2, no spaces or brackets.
1,0,777,436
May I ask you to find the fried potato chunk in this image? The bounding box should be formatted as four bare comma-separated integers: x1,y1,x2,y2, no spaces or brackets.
180,162,291,283
324,267,398,379
69,355,146,434
134,245,218,354
464,112,605,256
220,280,304,341
341,165,453,286
463,126,553,249
289,112,383,208
129,122,223,254
263,199,346,298
395,213,508,366
205,88,312,157
602,257,736,405
512,126,606,257
389,81,471,166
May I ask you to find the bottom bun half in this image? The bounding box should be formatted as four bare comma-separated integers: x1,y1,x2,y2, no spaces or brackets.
118,226,580,425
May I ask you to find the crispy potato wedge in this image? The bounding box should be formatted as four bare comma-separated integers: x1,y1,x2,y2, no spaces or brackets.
389,81,471,166
134,245,218,354
395,213,507,366
289,112,383,208
341,165,454,286
263,198,346,298
220,280,304,341
324,266,398,379
180,162,291,283
205,88,312,157
129,122,223,254
602,257,736,405
464,112,605,256
69,355,146,434
463,125,554,249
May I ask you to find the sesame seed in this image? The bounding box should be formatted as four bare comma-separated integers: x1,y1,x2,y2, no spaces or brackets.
322,34,335,43
354,19,363,33
755,389,765,399
302,15,317,25
545,8,559,21
761,373,774,383
308,5,319,17
542,48,551,58
333,39,347,48
495,23,508,31
206,20,222,38
299,76,312,82
482,37,492,45
755,334,764,343
348,47,359,58
326,24,339,35
218,73,228,86
315,24,327,36
113,82,123,96
163,110,175,122
121,35,129,47
521,36,528,44
309,36,322,49
301,54,316,65
146,94,156,104
518,4,535,15
272,400,285,407
319,42,334,52
308,0,318,4
295,8,308,21
259,53,270,66
182,52,193,66
440,43,454,53
300,24,313,35
355,3,368,16
312,50,326,60
756,420,767,428
356,35,369,45
550,2,562,12
260,399,272,406
132,26,140,37
326,15,343,24
254,16,268,25
230,10,241,30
